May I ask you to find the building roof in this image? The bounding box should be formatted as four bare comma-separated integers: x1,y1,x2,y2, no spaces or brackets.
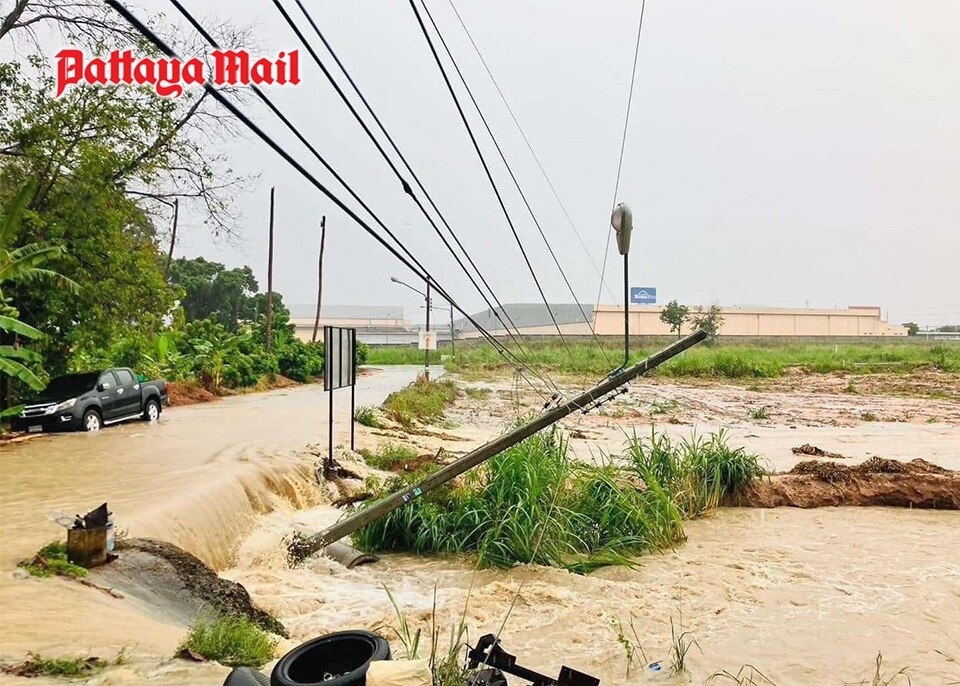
288,304,406,320
454,303,594,333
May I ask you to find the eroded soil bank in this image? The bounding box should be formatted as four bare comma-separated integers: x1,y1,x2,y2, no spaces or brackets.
731,457,960,508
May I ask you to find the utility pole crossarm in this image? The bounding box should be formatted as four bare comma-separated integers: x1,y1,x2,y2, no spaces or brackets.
291,329,708,561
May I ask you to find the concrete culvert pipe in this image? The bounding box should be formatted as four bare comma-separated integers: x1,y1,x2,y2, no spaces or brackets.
324,542,379,568
271,630,391,686
223,667,270,686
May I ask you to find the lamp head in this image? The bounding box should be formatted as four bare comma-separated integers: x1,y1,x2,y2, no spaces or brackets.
611,203,633,256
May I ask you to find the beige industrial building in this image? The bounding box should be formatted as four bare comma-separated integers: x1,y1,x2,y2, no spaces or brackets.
455,304,906,339
595,304,906,337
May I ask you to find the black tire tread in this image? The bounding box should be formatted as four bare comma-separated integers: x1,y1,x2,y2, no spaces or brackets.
224,667,271,686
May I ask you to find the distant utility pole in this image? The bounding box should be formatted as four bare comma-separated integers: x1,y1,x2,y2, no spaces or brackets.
425,280,432,380
312,216,327,343
164,198,179,280
266,187,275,352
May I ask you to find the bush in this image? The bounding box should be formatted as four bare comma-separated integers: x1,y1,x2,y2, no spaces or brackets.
178,611,277,668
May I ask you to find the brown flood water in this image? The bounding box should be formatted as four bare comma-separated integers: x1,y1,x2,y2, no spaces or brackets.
1,370,959,685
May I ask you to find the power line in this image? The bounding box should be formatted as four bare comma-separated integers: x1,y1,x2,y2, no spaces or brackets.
419,0,612,370
444,0,618,304
594,0,648,316
274,0,560,395
112,0,555,400
407,0,577,369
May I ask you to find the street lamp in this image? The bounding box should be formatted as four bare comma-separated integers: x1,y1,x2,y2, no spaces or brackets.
611,203,633,367
391,275,444,380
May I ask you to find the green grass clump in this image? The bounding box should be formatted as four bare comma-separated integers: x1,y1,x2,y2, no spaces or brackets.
352,427,761,572
355,405,382,428
626,429,765,518
749,406,770,420
19,541,87,578
382,378,459,427
177,611,278,668
360,443,421,471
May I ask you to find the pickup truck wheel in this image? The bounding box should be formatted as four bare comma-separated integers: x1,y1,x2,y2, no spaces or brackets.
82,409,102,432
143,398,161,422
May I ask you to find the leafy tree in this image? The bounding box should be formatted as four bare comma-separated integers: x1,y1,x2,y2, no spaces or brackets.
0,180,78,404
902,322,919,336
170,257,257,330
660,300,690,339
690,304,725,344
169,257,290,331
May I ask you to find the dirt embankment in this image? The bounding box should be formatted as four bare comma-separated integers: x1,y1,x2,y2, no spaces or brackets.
91,538,288,637
167,376,301,407
730,458,960,509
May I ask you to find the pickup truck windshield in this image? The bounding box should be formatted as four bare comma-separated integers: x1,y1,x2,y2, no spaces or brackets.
45,372,100,395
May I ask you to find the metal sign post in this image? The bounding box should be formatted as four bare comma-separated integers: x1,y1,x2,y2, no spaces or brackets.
323,326,357,477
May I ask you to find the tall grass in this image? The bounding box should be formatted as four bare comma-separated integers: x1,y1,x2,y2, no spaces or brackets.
352,427,762,572
382,586,470,686
367,341,960,379
383,378,459,427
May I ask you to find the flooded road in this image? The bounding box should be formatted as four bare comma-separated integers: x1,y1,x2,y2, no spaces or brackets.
0,367,432,682
0,366,436,566
1,370,958,685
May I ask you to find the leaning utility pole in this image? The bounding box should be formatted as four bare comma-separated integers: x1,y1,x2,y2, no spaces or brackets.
164,198,179,280
266,187,275,352
290,329,707,562
312,216,327,343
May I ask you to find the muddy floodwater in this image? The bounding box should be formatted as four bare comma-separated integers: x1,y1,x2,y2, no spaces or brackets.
1,368,958,685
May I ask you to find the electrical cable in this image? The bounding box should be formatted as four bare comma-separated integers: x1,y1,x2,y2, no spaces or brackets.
164,0,555,398
109,0,555,401
274,0,558,393
407,0,578,372
594,0,648,318
444,0,618,305
419,0,612,372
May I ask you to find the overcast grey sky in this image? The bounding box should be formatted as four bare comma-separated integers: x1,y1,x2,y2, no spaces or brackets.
23,0,960,326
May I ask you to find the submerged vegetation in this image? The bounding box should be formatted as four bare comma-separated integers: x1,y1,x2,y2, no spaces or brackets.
366,341,960,379
352,428,763,572
177,611,278,668
0,650,127,679
382,586,470,686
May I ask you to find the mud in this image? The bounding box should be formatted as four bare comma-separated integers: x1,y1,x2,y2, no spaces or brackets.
731,458,960,508
166,381,219,407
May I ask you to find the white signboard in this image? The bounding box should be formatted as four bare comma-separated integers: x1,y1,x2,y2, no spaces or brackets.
418,330,437,350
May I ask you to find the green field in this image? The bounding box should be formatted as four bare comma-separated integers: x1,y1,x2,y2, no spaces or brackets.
366,340,960,379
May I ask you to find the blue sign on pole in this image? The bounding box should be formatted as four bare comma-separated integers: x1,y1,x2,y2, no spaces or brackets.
630,287,657,304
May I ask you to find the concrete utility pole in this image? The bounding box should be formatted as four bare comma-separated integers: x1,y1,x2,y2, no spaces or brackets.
291,329,708,561
312,216,326,343
164,198,179,280
612,203,634,368
266,187,275,352
424,280,431,380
